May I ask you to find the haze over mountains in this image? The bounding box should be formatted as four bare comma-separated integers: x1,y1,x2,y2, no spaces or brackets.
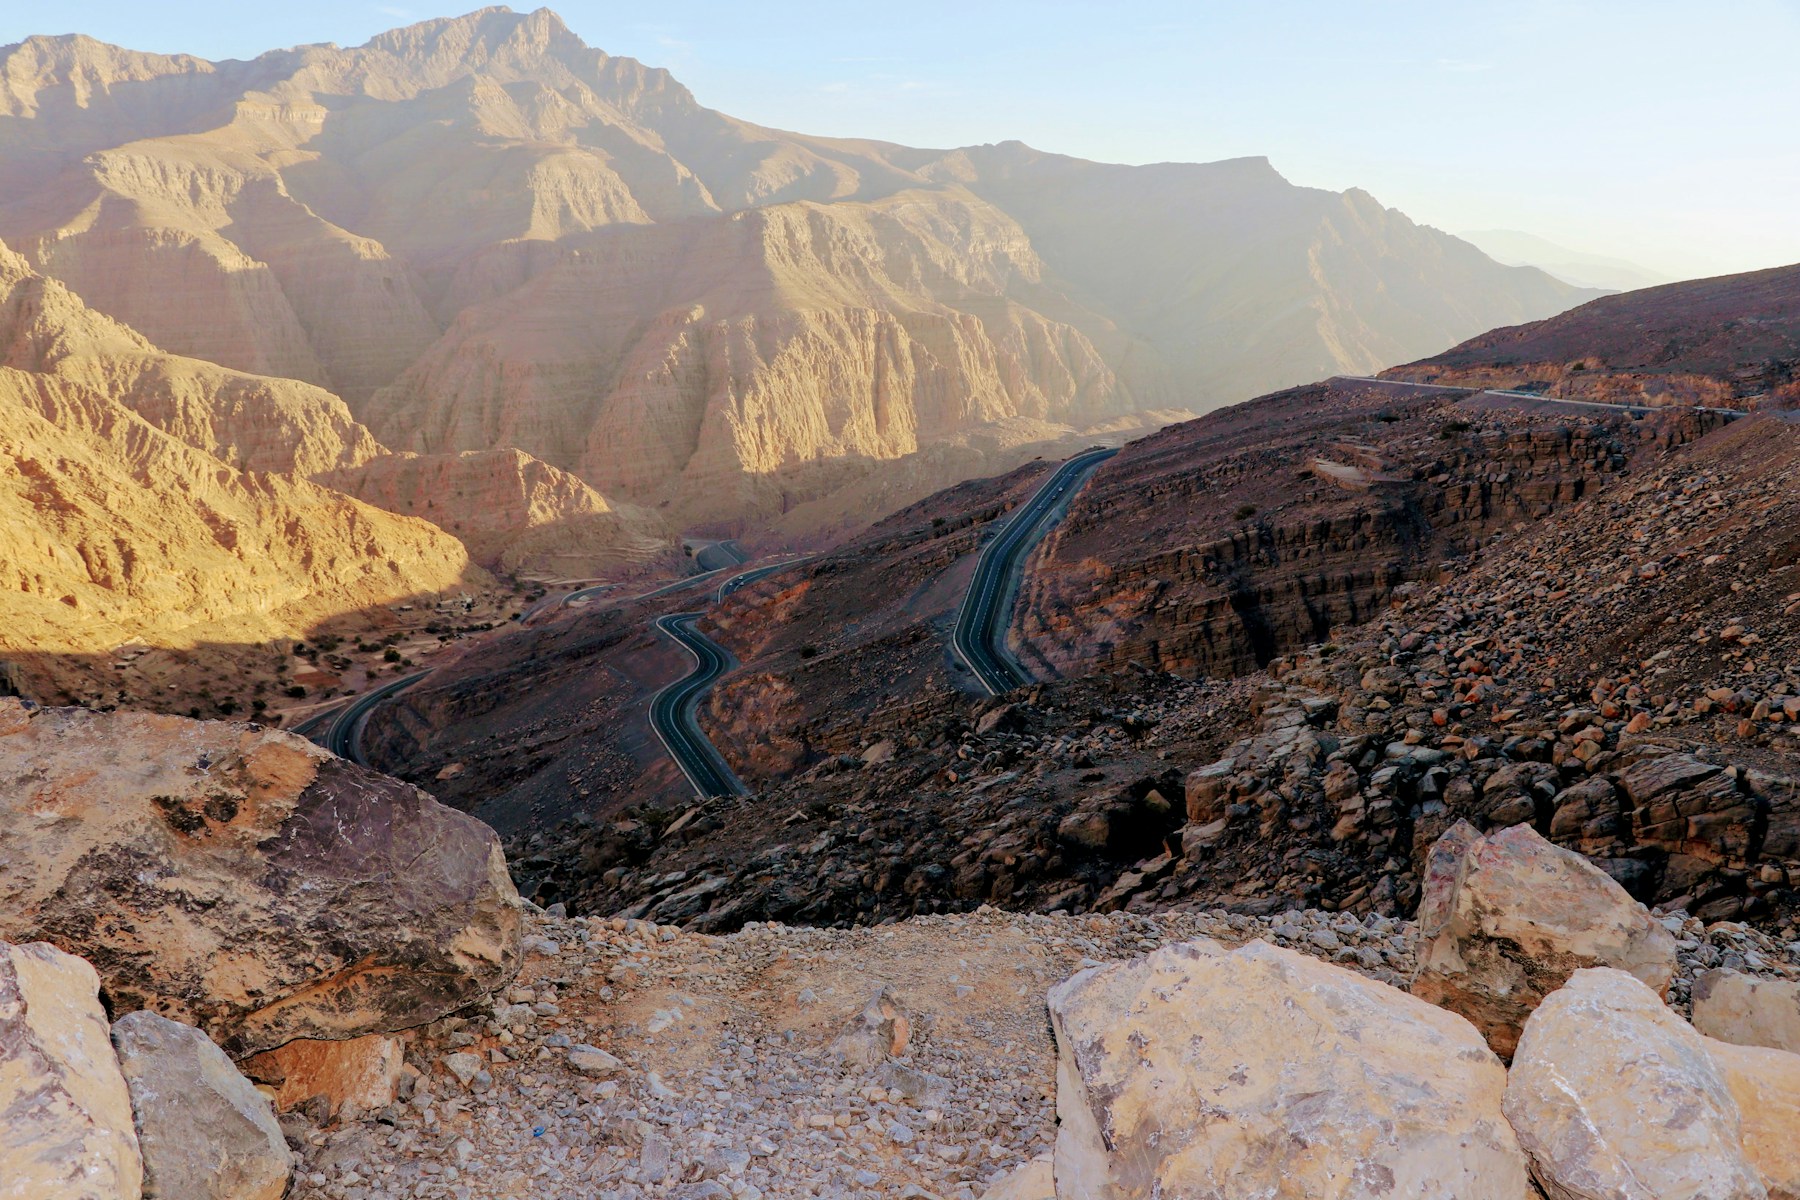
1457,229,1671,293
0,4,1601,683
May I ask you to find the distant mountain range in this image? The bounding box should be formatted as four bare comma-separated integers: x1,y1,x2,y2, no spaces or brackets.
0,6,1604,686
1457,229,1671,293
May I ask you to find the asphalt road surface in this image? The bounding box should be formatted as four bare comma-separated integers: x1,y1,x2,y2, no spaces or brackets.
692,539,748,572
952,446,1118,695
649,613,748,799
1334,376,1751,419
313,670,428,765
716,556,814,602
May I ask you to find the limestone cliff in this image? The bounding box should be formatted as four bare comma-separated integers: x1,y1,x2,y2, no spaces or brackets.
0,239,673,687
364,189,1150,527
0,241,379,476
0,366,480,666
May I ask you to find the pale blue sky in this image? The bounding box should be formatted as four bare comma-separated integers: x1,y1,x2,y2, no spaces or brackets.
8,1,1798,280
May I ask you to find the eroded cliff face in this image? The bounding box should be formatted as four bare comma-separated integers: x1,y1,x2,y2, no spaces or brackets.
0,241,381,476
319,448,672,577
0,240,488,695
1015,382,1726,682
0,233,699,702
364,190,1148,529
0,366,482,673
0,7,1597,542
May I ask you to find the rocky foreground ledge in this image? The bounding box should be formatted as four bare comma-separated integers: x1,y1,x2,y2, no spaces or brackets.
5,703,1800,1199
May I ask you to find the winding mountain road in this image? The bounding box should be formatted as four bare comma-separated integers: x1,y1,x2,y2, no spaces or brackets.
301,669,428,765
952,446,1117,695
649,613,747,798
1333,376,1753,419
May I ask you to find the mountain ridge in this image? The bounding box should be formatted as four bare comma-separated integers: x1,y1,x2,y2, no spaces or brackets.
0,6,1601,543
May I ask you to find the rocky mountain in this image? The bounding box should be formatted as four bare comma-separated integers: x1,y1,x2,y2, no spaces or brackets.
0,227,686,703
357,261,1800,945
0,7,1598,538
0,241,486,696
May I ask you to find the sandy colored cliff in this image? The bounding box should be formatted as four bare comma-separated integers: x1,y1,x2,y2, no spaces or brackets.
0,8,1598,542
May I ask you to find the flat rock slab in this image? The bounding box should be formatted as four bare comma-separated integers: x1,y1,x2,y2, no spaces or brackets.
1706,1037,1800,1199
1049,936,1529,1199
1695,968,1800,1055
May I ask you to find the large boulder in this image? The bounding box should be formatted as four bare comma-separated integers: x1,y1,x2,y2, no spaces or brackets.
1694,968,1800,1055
1047,938,1529,1200
0,701,522,1056
111,1011,292,1200
0,940,143,1199
1706,1037,1800,1199
1411,821,1677,1058
1503,968,1766,1200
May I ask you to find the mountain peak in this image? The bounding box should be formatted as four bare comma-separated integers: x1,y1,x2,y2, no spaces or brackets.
358,6,585,64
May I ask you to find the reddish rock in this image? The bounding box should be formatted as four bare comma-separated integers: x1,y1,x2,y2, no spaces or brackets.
240,1034,406,1119
0,702,522,1056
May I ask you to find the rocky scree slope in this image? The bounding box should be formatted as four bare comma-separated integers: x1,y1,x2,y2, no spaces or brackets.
360,460,1056,831
162,826,1800,1200
556,401,1800,937
403,372,1704,856
1013,377,1727,682
8,662,1800,1200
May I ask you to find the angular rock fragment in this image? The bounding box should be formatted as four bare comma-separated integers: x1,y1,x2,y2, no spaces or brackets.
1694,968,1800,1055
112,1011,292,1200
239,1033,405,1119
978,1154,1054,1200
1411,821,1676,1057
567,1044,625,1077
1504,968,1767,1200
0,940,143,1200
0,705,523,1055
829,986,912,1067
1049,937,1529,1199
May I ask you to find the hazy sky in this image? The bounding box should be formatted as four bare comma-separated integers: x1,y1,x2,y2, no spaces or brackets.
9,1,1798,280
